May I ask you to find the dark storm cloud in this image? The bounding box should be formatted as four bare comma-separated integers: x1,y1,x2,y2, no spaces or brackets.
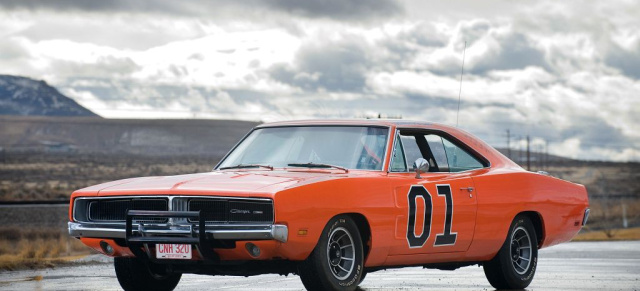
606,44,640,79
457,20,491,48
558,116,633,149
268,39,370,92
0,0,167,13
470,33,549,75
405,93,513,110
0,0,403,21
264,0,402,21
377,22,448,71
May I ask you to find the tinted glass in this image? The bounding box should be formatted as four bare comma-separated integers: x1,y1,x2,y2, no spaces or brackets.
425,134,449,172
390,134,407,172
400,135,423,171
219,126,389,170
442,138,484,172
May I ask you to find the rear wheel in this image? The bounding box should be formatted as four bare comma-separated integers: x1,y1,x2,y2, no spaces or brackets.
114,257,181,291
483,215,538,289
298,215,365,291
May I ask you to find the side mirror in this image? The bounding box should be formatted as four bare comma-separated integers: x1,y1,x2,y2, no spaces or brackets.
413,158,429,179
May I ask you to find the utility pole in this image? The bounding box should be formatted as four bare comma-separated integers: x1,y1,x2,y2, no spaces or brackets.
526,135,531,171
544,139,549,171
519,136,523,165
506,129,511,159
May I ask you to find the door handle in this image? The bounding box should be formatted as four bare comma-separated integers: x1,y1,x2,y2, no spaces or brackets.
460,187,474,198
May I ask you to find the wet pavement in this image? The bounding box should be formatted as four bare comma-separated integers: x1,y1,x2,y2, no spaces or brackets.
1,241,639,291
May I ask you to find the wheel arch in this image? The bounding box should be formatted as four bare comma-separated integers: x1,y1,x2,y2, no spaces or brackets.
326,212,372,262
517,211,545,247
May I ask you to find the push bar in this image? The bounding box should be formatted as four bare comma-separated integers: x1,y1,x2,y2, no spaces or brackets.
125,210,218,261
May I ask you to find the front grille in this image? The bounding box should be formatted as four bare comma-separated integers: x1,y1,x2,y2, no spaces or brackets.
189,199,273,224
88,199,168,222
189,200,227,222
76,196,273,224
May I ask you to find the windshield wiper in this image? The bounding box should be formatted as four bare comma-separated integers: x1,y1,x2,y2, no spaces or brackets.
287,162,349,173
219,164,274,170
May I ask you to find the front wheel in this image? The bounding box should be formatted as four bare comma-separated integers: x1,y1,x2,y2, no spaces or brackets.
483,215,538,289
114,257,182,291
298,215,365,291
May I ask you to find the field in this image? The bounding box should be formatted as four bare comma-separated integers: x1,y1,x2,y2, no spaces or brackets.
0,153,217,201
0,226,90,270
0,203,91,270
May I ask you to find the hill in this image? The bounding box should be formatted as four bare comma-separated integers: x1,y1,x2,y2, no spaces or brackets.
0,116,259,156
0,75,97,117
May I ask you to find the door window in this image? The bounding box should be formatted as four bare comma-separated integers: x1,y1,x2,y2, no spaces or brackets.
425,134,449,172
390,134,408,172
442,138,484,172
394,130,486,173
400,135,423,171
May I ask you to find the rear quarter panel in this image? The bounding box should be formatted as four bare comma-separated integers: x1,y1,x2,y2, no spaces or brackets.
467,168,589,261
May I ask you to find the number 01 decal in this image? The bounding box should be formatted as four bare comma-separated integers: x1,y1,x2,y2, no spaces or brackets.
406,184,457,248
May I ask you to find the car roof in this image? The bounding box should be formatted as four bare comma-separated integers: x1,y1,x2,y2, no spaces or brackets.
258,119,437,128
256,119,522,170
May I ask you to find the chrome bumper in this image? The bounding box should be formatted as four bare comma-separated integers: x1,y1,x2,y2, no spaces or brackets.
68,221,288,243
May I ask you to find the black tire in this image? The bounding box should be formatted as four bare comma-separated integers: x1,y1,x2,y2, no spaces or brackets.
359,269,367,285
114,257,182,291
298,215,365,291
483,215,538,290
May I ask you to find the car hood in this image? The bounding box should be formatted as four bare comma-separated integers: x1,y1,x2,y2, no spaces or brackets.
87,170,363,198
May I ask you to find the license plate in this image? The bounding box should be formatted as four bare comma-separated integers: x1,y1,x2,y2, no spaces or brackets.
155,244,192,259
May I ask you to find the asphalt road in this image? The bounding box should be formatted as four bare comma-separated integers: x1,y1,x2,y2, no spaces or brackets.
1,241,639,291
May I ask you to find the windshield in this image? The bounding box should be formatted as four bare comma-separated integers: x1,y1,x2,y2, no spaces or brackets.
218,126,389,171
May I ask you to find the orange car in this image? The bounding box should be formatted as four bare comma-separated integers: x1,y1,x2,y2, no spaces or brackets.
68,119,589,291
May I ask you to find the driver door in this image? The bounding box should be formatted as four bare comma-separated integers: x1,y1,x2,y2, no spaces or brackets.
387,130,480,255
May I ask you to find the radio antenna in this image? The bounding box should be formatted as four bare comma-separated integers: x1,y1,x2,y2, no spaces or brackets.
455,41,467,128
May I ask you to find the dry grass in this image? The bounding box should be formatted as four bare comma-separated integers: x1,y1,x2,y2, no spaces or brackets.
0,227,92,270
0,153,217,201
572,227,640,241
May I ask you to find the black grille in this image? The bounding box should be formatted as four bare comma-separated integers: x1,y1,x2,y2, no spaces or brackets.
88,199,168,222
189,200,227,222
189,199,273,223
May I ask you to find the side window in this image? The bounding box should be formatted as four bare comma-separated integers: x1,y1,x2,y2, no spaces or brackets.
424,135,449,172
390,134,407,172
401,135,422,171
442,138,484,172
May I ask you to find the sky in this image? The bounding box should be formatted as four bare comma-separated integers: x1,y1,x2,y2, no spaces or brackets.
0,0,639,161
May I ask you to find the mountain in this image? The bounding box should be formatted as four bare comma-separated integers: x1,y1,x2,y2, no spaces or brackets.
0,75,98,117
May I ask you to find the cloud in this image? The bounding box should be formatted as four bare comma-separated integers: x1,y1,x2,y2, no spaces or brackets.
268,37,371,92
606,42,640,79
1,0,639,161
263,0,403,21
469,32,549,74
0,0,403,22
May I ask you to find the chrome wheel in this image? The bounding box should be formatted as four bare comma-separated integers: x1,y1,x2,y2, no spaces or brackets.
326,226,355,280
510,226,532,275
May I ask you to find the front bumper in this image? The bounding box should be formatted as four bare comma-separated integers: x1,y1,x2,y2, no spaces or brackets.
69,217,288,243
69,222,288,243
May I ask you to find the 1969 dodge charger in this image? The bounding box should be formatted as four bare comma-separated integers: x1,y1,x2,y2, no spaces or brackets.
68,119,589,291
